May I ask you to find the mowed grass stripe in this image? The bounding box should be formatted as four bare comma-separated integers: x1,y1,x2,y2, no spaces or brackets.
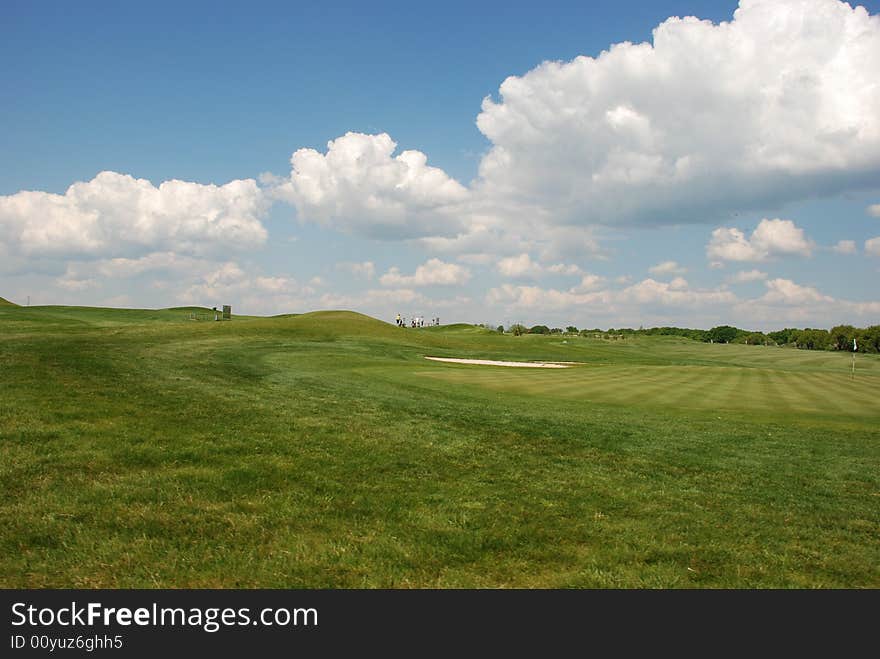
692,367,737,412
780,371,841,416
424,362,880,420
664,366,736,412
545,367,668,403
799,373,849,416
661,367,741,412
734,368,779,414
518,367,622,398
811,372,880,414
586,366,728,410
754,369,791,415
821,371,880,406
595,368,675,405
774,372,880,416
631,367,713,409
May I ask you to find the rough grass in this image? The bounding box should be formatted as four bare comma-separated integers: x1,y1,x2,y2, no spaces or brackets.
1,307,878,588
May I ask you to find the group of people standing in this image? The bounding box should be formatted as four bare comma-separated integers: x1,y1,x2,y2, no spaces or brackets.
396,314,439,328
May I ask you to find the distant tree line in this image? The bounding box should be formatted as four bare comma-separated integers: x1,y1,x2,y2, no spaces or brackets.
500,322,880,352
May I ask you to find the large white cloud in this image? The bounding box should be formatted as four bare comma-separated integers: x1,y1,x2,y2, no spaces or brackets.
379,258,471,287
336,261,377,280
415,223,605,267
758,278,833,305
727,269,768,283
318,288,471,320
495,253,586,278
486,284,612,311
93,252,217,279
649,261,687,276
487,276,733,314
733,277,880,326
496,253,544,278
485,273,879,329
707,218,813,261
832,239,857,254
272,132,469,239
262,0,880,251
474,0,880,227
0,171,267,258
620,278,735,307
176,262,319,312
865,237,880,256
571,274,607,293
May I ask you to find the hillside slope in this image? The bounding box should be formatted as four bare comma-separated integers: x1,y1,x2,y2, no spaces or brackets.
0,302,878,587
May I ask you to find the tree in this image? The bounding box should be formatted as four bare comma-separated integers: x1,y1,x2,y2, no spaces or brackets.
735,331,767,345
707,325,740,343
566,326,578,334
792,328,831,350
509,323,527,336
496,325,505,333
767,328,796,345
830,325,856,351
858,326,880,353
528,325,550,335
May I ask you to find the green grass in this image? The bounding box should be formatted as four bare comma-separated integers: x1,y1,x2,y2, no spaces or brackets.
1,306,878,588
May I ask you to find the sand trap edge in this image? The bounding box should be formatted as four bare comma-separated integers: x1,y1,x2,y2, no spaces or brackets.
424,356,574,368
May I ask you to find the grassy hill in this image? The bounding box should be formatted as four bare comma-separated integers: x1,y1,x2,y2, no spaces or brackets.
0,296,17,306
1,305,878,587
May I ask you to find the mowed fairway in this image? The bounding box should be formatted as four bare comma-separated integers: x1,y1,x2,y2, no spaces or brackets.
421,363,879,419
1,306,878,588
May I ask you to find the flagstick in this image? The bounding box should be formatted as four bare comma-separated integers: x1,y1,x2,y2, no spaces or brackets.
852,338,857,380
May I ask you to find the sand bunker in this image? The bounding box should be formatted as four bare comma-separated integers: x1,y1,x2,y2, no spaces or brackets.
425,356,574,368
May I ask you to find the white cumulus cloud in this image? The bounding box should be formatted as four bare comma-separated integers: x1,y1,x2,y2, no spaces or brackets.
474,0,880,228
272,132,469,240
620,278,735,307
831,239,857,254
0,171,267,258
261,0,880,252
707,218,813,262
486,276,734,318
570,274,607,293
865,237,880,256
56,275,99,291
496,253,543,278
727,269,768,283
649,261,687,276
337,261,376,280
496,253,584,278
176,263,320,313
759,278,833,305
731,278,880,326
546,263,585,276
379,258,471,287
486,284,611,311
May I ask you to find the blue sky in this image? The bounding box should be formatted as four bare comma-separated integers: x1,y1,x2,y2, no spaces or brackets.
2,0,880,330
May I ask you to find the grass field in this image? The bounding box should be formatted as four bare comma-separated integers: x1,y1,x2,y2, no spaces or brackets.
1,305,878,587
